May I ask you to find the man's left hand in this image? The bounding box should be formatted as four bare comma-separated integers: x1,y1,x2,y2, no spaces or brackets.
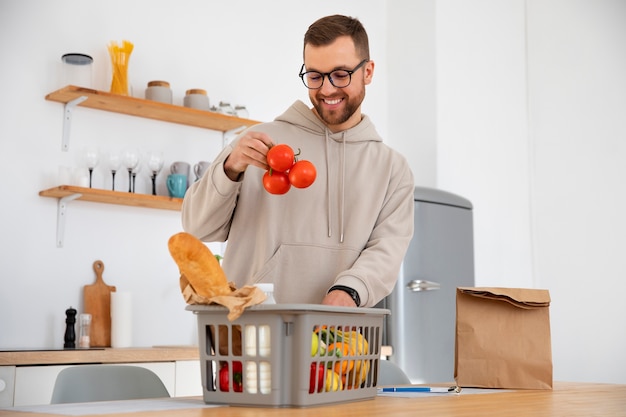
322,290,357,307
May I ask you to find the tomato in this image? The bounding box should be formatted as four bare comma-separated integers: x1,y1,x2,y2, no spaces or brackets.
263,170,291,195
288,160,317,188
267,144,295,172
309,362,326,394
219,361,243,392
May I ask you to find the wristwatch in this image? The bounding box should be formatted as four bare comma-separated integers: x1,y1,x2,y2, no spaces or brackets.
328,285,361,307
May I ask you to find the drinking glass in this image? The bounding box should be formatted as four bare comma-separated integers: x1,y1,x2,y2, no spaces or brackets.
82,146,99,188
146,151,164,195
106,151,121,191
131,160,142,193
121,148,139,193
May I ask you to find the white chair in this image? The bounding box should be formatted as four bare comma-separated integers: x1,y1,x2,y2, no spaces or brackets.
378,360,411,385
50,365,170,404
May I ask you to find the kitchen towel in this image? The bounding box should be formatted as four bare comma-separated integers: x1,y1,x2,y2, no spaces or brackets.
110,292,132,348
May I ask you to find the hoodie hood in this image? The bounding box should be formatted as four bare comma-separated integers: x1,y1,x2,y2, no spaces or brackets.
274,100,382,242
275,100,383,144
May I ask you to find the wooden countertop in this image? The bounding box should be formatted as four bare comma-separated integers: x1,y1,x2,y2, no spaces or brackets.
0,346,199,366
1,382,624,417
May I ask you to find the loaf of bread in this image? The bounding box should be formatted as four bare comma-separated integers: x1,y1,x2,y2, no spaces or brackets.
168,232,231,298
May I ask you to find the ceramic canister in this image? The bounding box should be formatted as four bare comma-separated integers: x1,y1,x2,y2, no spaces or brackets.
145,80,173,104
184,88,210,110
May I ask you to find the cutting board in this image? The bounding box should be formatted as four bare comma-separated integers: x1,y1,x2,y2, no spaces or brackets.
83,260,116,347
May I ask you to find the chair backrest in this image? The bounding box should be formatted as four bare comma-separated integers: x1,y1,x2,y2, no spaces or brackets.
378,360,411,386
50,365,170,404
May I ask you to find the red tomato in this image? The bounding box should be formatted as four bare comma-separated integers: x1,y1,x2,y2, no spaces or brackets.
263,170,291,195
219,363,229,392
288,160,317,188
267,144,295,172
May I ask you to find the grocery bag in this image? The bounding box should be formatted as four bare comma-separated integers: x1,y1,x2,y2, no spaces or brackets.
454,287,553,389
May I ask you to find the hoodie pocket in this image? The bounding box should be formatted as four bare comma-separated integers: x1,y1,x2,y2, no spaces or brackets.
252,243,360,304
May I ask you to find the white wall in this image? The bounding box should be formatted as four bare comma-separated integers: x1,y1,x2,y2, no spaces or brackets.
526,0,626,384
1,0,625,385
431,0,626,384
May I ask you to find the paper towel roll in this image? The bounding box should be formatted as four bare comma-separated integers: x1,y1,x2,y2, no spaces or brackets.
110,292,132,348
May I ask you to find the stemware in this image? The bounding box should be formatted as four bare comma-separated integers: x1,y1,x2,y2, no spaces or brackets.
81,146,100,188
131,160,142,193
146,151,164,195
121,148,139,193
106,151,121,191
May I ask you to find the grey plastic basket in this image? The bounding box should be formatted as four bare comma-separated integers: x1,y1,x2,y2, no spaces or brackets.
187,304,389,407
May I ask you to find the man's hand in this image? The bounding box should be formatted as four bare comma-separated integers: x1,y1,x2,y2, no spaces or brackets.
224,131,274,181
322,290,357,307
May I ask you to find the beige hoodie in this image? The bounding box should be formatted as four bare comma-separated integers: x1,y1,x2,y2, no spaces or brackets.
181,100,414,307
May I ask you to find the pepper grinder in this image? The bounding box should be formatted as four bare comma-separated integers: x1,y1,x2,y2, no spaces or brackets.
64,307,77,349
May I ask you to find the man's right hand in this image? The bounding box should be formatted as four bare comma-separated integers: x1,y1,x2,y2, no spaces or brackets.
223,131,275,181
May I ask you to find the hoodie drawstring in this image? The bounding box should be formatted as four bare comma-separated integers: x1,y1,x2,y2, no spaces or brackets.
325,130,332,238
324,129,346,243
340,132,345,243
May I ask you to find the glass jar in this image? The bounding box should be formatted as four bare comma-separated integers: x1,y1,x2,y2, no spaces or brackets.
61,53,93,88
218,101,234,115
78,313,92,348
234,105,249,119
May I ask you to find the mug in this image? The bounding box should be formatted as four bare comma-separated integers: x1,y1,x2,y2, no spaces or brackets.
170,161,191,187
167,174,187,198
193,161,211,181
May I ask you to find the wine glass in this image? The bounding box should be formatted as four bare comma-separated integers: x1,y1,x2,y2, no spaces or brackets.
81,146,100,188
146,151,164,195
106,151,121,191
121,148,139,193
131,160,142,193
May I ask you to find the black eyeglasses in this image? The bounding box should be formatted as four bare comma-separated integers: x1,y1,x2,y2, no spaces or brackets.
299,59,369,89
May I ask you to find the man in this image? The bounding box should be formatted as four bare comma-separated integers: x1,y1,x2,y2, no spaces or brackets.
182,15,414,307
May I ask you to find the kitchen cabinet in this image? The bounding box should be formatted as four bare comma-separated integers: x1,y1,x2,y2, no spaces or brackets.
41,86,261,246
0,347,201,407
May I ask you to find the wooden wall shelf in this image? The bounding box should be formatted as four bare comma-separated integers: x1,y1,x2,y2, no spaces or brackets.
40,186,183,247
46,85,260,132
39,186,183,211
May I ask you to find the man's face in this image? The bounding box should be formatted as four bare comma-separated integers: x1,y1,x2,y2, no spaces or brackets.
303,36,373,132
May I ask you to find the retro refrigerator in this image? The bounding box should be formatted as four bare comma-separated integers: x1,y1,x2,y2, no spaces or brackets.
381,186,475,383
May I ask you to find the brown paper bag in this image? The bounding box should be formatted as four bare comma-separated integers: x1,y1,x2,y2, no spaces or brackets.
454,287,553,390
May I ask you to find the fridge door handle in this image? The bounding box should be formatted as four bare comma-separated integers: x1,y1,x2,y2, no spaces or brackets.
406,279,441,292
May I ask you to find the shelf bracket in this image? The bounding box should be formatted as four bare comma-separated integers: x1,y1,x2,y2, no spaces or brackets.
61,96,88,152
56,193,82,248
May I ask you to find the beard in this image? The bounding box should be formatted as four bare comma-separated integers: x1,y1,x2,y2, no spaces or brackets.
311,87,365,127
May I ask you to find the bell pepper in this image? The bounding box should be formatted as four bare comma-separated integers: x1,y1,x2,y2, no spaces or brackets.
326,341,356,375
309,361,325,393
219,361,243,392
